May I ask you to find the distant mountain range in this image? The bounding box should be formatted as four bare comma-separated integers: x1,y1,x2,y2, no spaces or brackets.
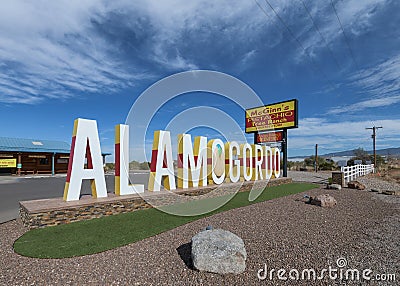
290,147,400,159
321,147,400,157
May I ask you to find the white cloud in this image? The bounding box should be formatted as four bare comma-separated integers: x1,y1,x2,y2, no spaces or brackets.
352,54,400,95
239,50,257,70
0,0,270,103
288,117,400,155
0,0,395,104
328,95,400,114
297,0,389,60
152,48,198,71
328,54,400,114
0,0,150,104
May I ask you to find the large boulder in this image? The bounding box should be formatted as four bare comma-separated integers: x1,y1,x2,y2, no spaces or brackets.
310,194,337,207
191,229,246,274
347,181,366,190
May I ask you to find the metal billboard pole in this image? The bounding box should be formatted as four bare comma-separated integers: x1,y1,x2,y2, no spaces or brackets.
282,129,288,177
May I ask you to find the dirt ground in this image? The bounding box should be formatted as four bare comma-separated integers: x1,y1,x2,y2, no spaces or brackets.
381,168,400,184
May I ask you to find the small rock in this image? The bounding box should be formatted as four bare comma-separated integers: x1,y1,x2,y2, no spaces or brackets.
327,184,342,190
310,194,337,207
381,190,397,196
347,181,366,190
191,229,246,274
370,188,380,192
205,225,213,231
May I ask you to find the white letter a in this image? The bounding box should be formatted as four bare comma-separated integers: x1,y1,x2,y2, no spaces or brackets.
63,118,107,201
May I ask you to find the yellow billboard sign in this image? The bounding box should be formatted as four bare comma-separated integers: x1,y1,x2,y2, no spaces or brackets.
245,99,298,133
0,158,17,168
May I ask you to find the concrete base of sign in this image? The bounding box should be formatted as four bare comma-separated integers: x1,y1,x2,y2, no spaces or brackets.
19,177,292,229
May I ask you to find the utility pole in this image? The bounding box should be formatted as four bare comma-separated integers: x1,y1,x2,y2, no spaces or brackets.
315,144,318,172
366,126,383,168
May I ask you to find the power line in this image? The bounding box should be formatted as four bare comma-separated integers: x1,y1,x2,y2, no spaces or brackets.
254,0,280,33
256,0,342,95
300,0,342,70
254,0,270,20
329,0,360,72
262,0,309,55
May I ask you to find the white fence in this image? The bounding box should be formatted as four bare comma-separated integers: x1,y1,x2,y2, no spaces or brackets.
341,164,375,183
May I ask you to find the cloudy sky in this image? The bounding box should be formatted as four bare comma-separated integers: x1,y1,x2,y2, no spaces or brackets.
0,0,399,161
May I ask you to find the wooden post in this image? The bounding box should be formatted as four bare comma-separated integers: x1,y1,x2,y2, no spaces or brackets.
17,153,21,176
315,144,318,173
366,126,382,169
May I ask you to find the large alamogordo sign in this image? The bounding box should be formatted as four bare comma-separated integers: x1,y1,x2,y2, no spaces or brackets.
63,118,281,201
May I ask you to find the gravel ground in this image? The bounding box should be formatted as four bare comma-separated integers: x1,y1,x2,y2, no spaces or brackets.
287,171,331,184
0,174,399,285
357,174,400,192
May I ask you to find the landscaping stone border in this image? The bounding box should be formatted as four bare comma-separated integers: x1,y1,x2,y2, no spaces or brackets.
19,177,292,229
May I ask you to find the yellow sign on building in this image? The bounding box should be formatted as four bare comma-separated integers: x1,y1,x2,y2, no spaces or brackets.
0,158,17,168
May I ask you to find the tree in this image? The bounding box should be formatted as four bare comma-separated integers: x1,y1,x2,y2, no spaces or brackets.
319,159,335,170
375,155,385,167
129,160,140,170
303,156,335,170
287,161,295,170
104,163,115,171
304,156,314,167
348,148,385,167
304,156,325,167
352,148,370,162
139,161,150,170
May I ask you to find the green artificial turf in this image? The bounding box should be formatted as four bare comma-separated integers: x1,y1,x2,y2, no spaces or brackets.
14,183,317,258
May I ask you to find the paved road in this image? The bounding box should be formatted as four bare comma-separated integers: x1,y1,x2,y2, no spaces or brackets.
0,172,150,223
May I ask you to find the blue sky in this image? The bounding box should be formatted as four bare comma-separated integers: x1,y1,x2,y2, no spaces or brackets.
0,0,399,162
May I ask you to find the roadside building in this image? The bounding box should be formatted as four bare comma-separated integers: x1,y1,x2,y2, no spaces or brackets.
0,137,109,175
